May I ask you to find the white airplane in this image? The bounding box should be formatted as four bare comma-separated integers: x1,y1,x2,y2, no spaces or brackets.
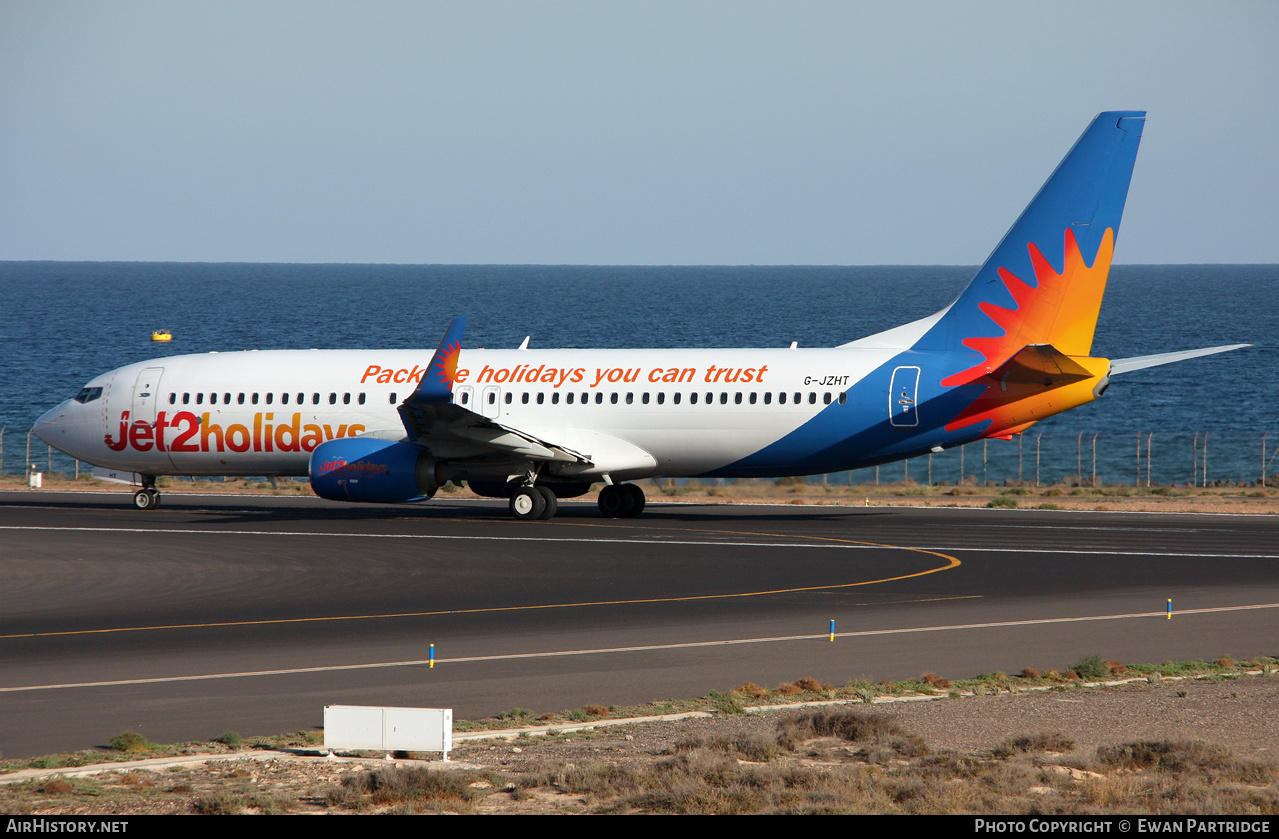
35,111,1245,519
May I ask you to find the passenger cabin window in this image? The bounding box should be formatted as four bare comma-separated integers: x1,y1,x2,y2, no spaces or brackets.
536,393,545,404
237,393,245,405
313,393,320,405
389,393,397,404
358,393,366,405
838,392,847,404
210,393,218,405
329,393,337,404
265,392,273,405
168,393,176,404
343,393,351,405
196,393,204,405
281,393,289,404
297,393,304,404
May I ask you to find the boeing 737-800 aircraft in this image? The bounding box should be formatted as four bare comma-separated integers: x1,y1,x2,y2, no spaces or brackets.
34,111,1245,519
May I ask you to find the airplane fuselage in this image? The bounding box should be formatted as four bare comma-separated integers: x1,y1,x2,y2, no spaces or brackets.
43,341,1059,483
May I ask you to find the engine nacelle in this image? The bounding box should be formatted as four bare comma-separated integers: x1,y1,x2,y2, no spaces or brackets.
309,437,441,503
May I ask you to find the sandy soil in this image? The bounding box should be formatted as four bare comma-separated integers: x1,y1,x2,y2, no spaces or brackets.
5,674,1279,815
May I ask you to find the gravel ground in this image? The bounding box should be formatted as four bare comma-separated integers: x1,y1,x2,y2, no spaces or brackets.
7,674,1278,815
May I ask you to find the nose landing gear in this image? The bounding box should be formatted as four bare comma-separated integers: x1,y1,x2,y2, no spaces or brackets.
133,475,161,510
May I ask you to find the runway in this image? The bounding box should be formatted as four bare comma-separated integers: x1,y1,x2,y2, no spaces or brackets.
2,490,1277,759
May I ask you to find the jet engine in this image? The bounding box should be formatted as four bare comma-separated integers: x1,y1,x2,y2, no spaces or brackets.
309,437,442,503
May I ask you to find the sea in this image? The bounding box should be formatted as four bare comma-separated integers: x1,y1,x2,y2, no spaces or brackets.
1,262,1275,487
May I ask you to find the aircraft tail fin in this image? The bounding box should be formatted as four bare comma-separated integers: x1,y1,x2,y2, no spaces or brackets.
916,111,1146,381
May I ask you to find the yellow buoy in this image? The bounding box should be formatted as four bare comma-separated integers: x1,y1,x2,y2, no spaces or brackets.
151,330,172,342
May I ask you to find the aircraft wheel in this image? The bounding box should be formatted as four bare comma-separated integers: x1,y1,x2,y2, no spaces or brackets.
133,489,160,510
535,485,558,520
510,486,546,520
621,483,645,517
597,484,635,518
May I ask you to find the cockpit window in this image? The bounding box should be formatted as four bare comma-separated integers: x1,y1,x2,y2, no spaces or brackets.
72,387,103,404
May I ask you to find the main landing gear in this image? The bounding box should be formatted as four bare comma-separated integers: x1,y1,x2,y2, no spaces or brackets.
133,474,161,511
509,484,558,521
506,481,646,521
597,483,645,518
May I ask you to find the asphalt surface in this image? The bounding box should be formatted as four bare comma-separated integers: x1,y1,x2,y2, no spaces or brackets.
2,489,1277,759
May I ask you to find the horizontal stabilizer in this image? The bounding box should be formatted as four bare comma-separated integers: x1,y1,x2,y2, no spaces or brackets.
1110,344,1250,376
994,344,1095,388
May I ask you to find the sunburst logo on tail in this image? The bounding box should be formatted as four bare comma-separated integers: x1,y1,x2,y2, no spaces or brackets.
432,341,462,388
941,228,1114,434
942,227,1113,389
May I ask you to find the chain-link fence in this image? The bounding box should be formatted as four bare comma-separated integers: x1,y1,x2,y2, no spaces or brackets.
5,426,1276,489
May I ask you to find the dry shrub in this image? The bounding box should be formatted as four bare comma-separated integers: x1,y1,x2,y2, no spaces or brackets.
1217,656,1234,668
582,704,609,717
777,708,927,757
774,682,803,696
1080,773,1144,806
1020,667,1040,679
329,766,500,813
1105,660,1128,676
920,672,950,688
40,779,72,795
992,732,1076,757
795,677,823,692
1095,740,1231,772
736,682,769,699
675,732,787,762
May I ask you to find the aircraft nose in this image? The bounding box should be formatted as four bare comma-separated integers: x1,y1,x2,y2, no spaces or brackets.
33,402,71,447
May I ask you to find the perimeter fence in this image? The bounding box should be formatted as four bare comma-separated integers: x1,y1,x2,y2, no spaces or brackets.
2,425,1277,489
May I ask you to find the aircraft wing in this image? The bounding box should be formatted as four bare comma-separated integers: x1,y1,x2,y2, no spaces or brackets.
1110,344,1250,376
396,317,592,464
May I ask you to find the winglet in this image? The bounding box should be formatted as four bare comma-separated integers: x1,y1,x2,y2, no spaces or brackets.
410,316,467,404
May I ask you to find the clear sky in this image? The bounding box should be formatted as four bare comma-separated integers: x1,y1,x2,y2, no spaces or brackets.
2,1,1275,264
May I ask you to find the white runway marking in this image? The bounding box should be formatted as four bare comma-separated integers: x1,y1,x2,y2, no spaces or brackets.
4,601,1276,695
